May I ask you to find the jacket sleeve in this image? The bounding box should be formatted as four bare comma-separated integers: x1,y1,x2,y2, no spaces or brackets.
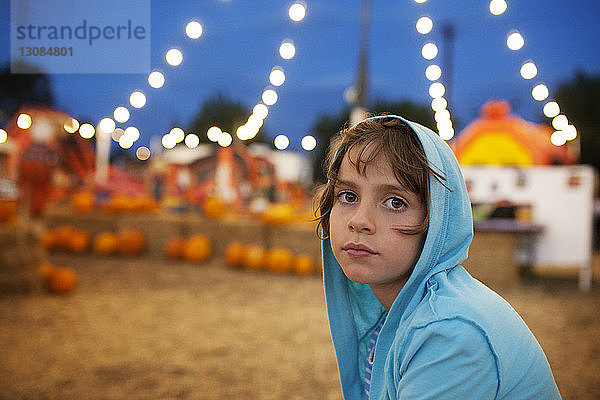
396,318,498,400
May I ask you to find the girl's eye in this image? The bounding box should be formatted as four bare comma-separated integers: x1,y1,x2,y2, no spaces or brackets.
384,196,406,210
337,191,358,204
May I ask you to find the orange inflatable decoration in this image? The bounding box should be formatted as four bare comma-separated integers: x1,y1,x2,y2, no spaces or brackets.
452,99,576,166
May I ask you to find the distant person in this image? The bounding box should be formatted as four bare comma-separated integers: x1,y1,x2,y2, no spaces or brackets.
314,115,561,399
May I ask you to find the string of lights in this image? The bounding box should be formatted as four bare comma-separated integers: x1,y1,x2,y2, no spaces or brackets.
412,0,455,141
49,1,314,161
490,0,578,147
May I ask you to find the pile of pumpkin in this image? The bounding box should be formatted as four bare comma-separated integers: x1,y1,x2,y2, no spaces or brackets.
42,225,146,257
40,261,77,295
71,191,158,214
223,242,316,275
164,234,213,262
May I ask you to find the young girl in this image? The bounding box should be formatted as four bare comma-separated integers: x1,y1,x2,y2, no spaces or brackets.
315,115,561,399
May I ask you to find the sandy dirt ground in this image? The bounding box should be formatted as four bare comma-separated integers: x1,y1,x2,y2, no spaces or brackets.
1,254,599,400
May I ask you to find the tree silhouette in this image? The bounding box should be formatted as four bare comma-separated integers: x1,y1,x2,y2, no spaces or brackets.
188,92,267,146
310,99,433,183
0,62,54,124
552,71,600,171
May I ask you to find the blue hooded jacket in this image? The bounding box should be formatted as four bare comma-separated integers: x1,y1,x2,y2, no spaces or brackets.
322,116,561,399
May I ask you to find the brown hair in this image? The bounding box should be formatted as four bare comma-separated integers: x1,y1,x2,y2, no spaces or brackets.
313,115,446,239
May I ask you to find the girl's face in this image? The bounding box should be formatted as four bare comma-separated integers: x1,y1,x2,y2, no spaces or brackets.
329,145,427,308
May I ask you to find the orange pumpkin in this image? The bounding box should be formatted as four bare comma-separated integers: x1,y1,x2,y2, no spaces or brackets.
165,236,186,259
266,247,293,273
243,244,266,271
184,234,212,262
293,254,315,275
261,203,295,225
47,267,77,294
71,191,94,213
0,199,17,224
224,241,246,268
118,229,145,256
94,231,119,255
203,197,227,219
40,260,56,280
41,229,58,250
67,230,90,253
54,225,78,250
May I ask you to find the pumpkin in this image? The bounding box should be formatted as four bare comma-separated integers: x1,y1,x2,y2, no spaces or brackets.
293,254,315,275
184,234,211,262
67,230,90,253
71,191,94,212
261,203,295,225
165,236,186,259
40,261,56,280
0,199,17,224
118,229,145,256
47,267,77,294
41,229,58,250
265,247,293,273
54,225,78,250
203,197,227,219
224,241,246,268
243,244,266,271
94,231,119,254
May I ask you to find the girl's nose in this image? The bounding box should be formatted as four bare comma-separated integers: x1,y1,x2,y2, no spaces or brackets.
347,203,376,234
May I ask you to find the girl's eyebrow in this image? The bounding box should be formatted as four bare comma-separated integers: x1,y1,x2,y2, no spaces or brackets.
335,179,410,195
334,179,358,189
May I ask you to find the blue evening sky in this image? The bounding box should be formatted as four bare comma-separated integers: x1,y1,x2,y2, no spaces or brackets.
1,0,599,153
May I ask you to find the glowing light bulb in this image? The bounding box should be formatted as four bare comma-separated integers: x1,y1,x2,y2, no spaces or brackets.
269,67,286,86
124,126,140,142
129,91,146,108
552,114,568,131
207,126,221,142
162,133,176,149
431,97,447,112
16,113,32,129
170,127,185,143
416,16,433,34
439,126,454,140
274,134,289,150
532,83,549,101
79,123,95,139
421,42,438,60
429,82,445,98
111,128,125,142
425,64,442,81
262,89,278,106
99,118,116,133
414,0,428,3
435,109,451,123
63,118,79,133
279,40,296,60
148,71,165,88
550,130,566,146
253,104,269,120
564,125,577,141
185,133,200,148
543,101,560,118
118,135,133,149
520,61,537,80
136,146,151,161
507,31,524,50
0,128,7,144
186,21,203,39
218,132,232,147
301,135,316,151
114,106,130,123
166,48,183,66
490,0,507,15
289,2,306,22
